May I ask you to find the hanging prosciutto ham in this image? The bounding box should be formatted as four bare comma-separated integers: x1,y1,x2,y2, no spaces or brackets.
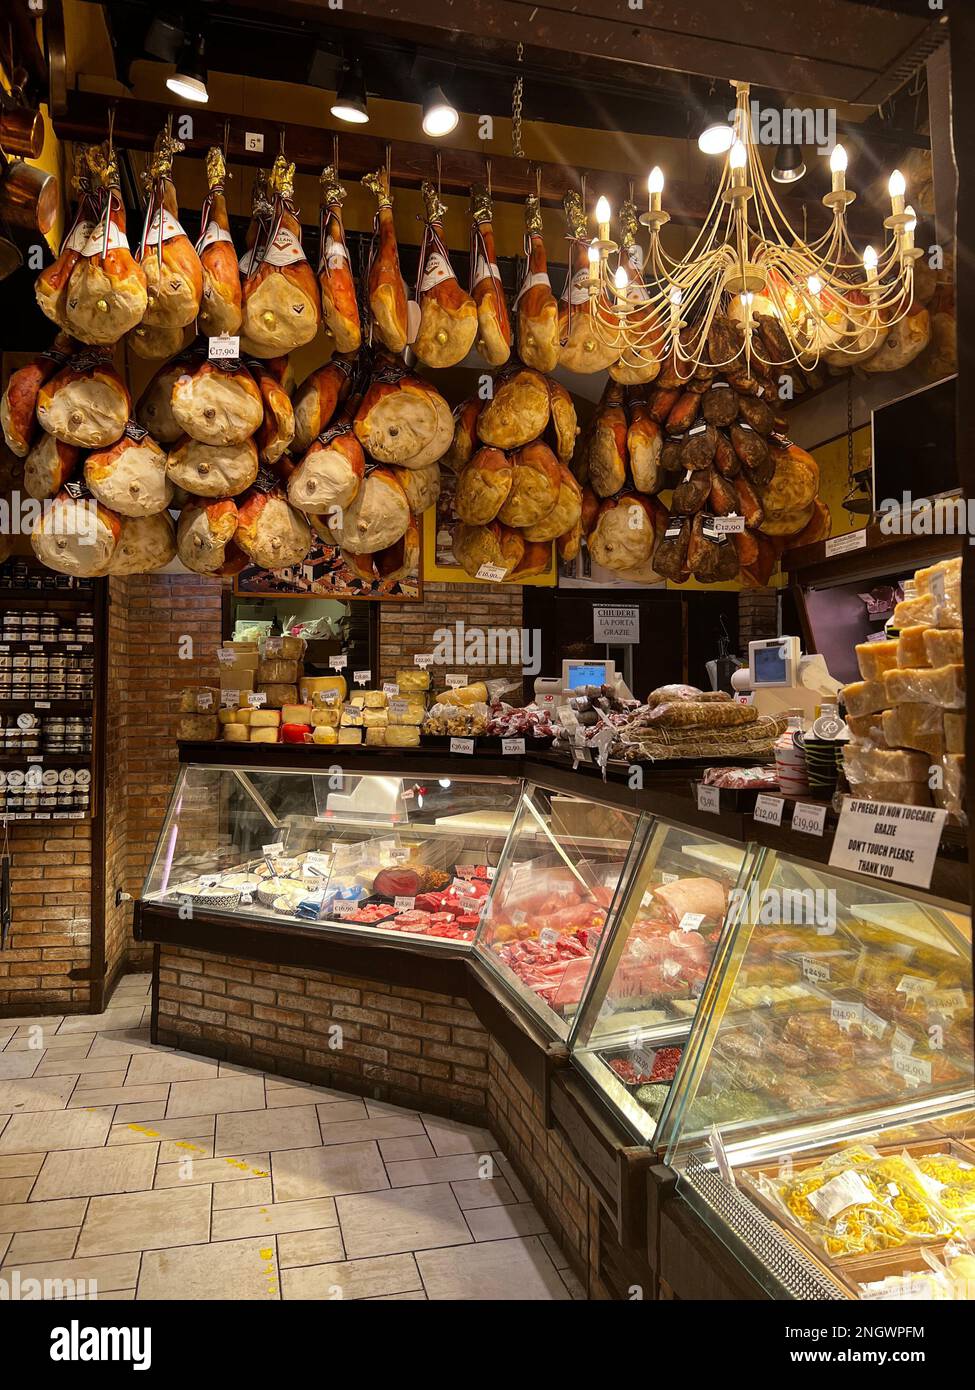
107,511,177,574
288,399,365,515
240,155,320,357
235,486,312,569
36,352,130,449
170,358,264,446
249,358,295,465
515,194,559,373
317,165,361,353
413,181,477,369
291,354,356,454
31,490,121,577
361,167,409,355
35,149,98,332
353,359,452,468
609,200,661,385
470,184,511,368
129,128,203,359
322,467,410,554
62,144,147,346
1,336,72,457
177,497,247,575
23,433,79,501
135,357,189,445
84,423,173,516
558,189,618,374
197,146,242,338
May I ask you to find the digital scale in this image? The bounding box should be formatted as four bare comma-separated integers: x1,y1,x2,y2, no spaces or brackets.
731,637,842,722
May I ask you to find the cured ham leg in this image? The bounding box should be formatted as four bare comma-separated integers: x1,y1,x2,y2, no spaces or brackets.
516,194,559,373
413,181,477,369
470,184,510,368
240,155,320,357
558,190,617,374
35,149,97,331
197,146,242,337
63,144,147,346
609,199,661,385
317,166,361,353
130,128,203,358
361,167,409,355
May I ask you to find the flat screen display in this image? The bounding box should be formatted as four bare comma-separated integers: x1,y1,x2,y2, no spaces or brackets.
753,644,788,686
566,662,609,690
872,376,957,509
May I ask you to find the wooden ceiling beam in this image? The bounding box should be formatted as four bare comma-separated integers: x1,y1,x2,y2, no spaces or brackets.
54,90,880,238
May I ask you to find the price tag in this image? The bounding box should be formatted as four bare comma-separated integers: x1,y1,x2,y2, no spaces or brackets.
446,674,468,688
208,334,240,361
928,988,966,1017
475,563,507,582
861,1007,888,1041
244,131,265,152
709,1127,737,1189
262,841,285,857
450,737,474,755
829,797,946,890
247,692,267,708
696,784,720,814
824,529,867,558
263,637,283,655
221,690,239,708
330,898,356,917
897,974,936,997
460,897,483,914
414,654,434,668
659,872,678,885
394,896,415,911
538,928,559,947
382,682,400,696
753,794,784,826
199,875,221,889
891,1027,915,1056
801,955,831,985
196,692,214,711
710,515,745,534
678,912,705,933
893,1052,932,1087
27,755,43,765
502,737,526,756
792,801,828,836
389,698,409,716
831,1000,863,1031
353,670,371,686
34,701,50,710
318,689,339,705
329,654,348,670
217,649,236,665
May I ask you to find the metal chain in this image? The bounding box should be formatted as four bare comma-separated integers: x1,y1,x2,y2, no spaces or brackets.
512,42,525,158
846,370,856,521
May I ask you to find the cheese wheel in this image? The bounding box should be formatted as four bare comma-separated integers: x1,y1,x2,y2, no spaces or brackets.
218,707,239,725
855,639,900,681
177,713,219,740
233,708,253,728
222,723,249,742
281,703,312,725
312,725,338,745
257,683,298,709
256,658,299,684
166,435,259,498
249,709,281,727
107,511,177,574
85,431,173,517
300,675,347,703
281,722,310,744
250,726,279,743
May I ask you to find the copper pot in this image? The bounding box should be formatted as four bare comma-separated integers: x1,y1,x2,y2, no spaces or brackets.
0,108,44,160
0,161,58,235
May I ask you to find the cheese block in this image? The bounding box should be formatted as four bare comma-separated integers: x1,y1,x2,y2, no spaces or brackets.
395,670,430,692
179,687,219,713
845,712,888,746
848,779,932,807
843,746,930,783
365,727,387,746
257,683,298,709
895,626,931,670
300,675,347,704
942,753,965,816
312,725,339,745
250,726,279,744
177,713,218,741
892,593,939,629
842,680,887,717
361,690,387,709
937,593,963,629
435,682,488,707
340,705,364,727
882,705,944,761
387,697,426,726
883,663,965,709
281,703,312,726
923,628,963,666
231,707,253,727
385,725,421,747
281,723,310,744
311,707,341,729
260,635,306,662
222,723,249,743
249,709,281,728
944,712,965,756
337,727,362,745
256,658,300,684
915,557,961,596
362,708,388,728
217,707,239,726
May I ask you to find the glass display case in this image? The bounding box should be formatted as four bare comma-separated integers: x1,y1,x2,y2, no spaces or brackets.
569,819,757,1143
142,762,521,949
472,783,650,1040
658,848,975,1299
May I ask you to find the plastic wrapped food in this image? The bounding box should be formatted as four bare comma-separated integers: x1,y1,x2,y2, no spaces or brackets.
883,663,965,709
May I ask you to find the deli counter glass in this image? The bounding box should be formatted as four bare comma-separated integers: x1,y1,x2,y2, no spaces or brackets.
142,762,520,949
657,848,975,1300
569,820,757,1143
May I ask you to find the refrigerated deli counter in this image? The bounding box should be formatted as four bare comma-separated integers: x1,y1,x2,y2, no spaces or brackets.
135,744,975,1301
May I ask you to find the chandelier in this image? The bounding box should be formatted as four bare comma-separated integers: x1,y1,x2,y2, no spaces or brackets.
587,80,922,377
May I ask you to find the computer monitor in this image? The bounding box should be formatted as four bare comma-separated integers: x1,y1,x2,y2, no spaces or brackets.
748,637,800,689
562,658,616,693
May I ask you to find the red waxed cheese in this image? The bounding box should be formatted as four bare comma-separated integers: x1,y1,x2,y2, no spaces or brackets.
280,723,310,744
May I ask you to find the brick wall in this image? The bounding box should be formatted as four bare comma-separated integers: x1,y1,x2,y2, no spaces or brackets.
379,581,526,697
0,822,93,1011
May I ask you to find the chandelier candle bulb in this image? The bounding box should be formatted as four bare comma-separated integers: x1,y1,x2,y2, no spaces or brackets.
888,169,907,217
863,244,879,292
648,166,664,213
595,196,612,243
729,140,747,187
902,205,916,253
829,143,847,194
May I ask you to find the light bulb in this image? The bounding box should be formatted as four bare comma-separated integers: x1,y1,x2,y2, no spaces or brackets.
438,778,451,789
863,245,878,272
588,244,600,266
729,140,747,171
669,287,682,306
740,291,754,307
614,265,629,292
904,205,917,233
829,144,848,173
807,275,823,296
595,196,611,225
888,169,906,198
648,167,664,195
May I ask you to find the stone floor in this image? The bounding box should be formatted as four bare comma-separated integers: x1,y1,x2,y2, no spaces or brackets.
0,974,581,1300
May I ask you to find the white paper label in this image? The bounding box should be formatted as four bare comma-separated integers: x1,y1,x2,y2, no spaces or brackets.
262,841,284,856
502,737,526,756
678,912,705,934
209,335,240,361
446,674,468,688
324,235,350,271
824,529,868,558
419,251,455,292
221,690,239,708
389,699,409,716
893,1052,932,1087
460,897,483,914
928,989,966,1017
792,801,828,836
514,269,552,306
696,784,720,814
195,692,214,711
808,1170,874,1221
829,798,946,889
247,692,267,708
264,637,283,654
861,1007,888,1040
244,131,265,152
450,737,474,755
255,225,306,270
80,213,127,257
538,928,559,947
565,266,591,306
330,898,356,917
891,1026,916,1056
144,207,185,246
353,670,371,686
801,955,830,984
753,794,784,826
383,682,400,696
329,654,348,670
217,648,236,664
710,515,745,534
593,606,639,644
472,251,502,286
197,220,234,253
394,896,415,911
831,1000,862,1031
475,563,507,583
64,217,96,253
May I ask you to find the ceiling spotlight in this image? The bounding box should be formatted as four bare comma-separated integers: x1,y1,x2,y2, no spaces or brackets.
331,62,368,124
166,33,208,104
422,83,458,138
698,101,734,155
771,142,806,184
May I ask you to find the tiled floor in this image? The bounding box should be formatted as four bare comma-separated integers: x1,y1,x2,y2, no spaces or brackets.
0,975,581,1300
